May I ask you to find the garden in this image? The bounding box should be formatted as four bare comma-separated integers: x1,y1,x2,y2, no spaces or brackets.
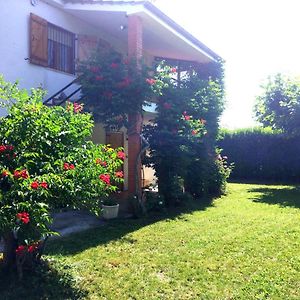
1,183,300,299
1,47,300,299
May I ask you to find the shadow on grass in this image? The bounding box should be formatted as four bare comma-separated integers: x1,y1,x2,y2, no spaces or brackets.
0,198,213,299
248,186,300,209
46,197,214,257
0,260,87,300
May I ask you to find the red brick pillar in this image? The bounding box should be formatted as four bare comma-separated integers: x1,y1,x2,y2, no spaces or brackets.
128,15,143,63
127,15,143,195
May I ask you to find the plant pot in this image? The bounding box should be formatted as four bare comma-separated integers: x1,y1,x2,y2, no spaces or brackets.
102,204,119,220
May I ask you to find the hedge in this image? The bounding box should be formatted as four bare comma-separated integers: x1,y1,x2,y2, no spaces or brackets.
218,128,300,183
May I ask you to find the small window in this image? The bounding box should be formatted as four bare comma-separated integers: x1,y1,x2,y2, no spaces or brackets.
48,23,75,74
30,14,75,74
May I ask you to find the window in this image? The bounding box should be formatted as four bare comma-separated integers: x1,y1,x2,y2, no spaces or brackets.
30,13,75,74
48,23,75,73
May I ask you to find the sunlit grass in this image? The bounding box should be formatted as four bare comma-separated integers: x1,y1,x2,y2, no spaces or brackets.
1,183,300,299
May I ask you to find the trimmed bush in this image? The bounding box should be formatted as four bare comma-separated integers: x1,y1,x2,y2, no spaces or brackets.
219,128,300,183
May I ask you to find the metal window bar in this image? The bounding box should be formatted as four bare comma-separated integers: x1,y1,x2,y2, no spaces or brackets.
47,23,75,74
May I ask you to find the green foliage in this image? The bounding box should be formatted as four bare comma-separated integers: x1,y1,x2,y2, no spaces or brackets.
0,76,124,265
219,127,300,182
77,46,160,129
254,73,300,134
144,61,230,203
144,191,165,212
185,151,233,198
15,183,298,300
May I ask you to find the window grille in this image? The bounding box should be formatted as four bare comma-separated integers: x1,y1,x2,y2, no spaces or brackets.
48,23,75,74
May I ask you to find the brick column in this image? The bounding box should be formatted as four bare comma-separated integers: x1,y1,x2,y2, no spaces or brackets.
127,15,143,195
128,15,143,62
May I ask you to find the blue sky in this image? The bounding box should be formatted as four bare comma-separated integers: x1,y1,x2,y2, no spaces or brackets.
155,0,300,128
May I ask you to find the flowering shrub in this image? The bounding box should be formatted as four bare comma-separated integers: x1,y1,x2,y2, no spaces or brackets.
0,76,123,275
77,46,162,128
144,61,230,204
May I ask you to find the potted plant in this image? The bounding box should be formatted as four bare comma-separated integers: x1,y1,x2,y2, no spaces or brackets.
101,196,119,220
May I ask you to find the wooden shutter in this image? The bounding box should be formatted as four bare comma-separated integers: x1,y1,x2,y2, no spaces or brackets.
30,13,48,66
77,34,98,62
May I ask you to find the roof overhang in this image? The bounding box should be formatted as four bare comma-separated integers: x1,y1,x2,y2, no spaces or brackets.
47,0,221,63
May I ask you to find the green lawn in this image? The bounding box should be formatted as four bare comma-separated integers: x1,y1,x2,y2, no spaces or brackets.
1,183,300,299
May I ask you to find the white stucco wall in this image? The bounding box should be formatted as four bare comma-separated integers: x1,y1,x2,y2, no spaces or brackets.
0,0,126,117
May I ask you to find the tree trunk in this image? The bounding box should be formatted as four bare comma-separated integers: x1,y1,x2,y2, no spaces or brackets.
2,231,17,269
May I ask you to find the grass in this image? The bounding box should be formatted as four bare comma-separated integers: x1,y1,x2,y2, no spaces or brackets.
1,183,300,299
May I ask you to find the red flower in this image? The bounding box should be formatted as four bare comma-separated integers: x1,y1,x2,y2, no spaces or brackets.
117,151,126,160
115,171,124,178
163,102,172,109
64,163,75,170
200,118,207,124
16,245,26,255
146,78,156,85
0,145,6,152
31,181,39,189
99,174,110,185
7,145,14,151
40,181,48,189
16,212,30,224
28,243,38,253
111,62,118,69
171,67,177,73
13,170,21,179
184,115,191,121
95,75,104,81
191,130,198,135
1,170,8,177
96,159,107,167
21,169,29,179
73,103,83,113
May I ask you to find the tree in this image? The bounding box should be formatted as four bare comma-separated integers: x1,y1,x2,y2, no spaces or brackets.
143,61,231,204
254,73,300,135
0,76,124,276
77,46,161,129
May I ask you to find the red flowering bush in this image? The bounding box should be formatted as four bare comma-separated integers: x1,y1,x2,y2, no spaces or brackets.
0,76,124,275
77,47,162,128
144,61,231,204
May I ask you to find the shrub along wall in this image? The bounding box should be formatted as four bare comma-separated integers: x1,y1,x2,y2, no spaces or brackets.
219,128,300,183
